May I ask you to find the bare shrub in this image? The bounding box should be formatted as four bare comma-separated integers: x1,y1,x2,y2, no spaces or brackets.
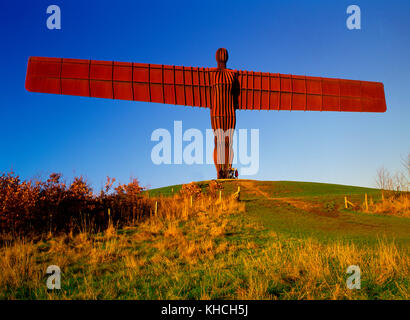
179,182,202,198
208,180,223,198
0,171,151,237
373,154,410,216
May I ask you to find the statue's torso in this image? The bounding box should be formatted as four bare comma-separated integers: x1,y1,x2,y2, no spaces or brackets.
211,68,236,119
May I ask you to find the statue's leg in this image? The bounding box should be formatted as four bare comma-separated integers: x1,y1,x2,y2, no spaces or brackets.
224,133,233,176
211,116,225,179
211,113,235,179
211,117,219,178
224,111,236,178
213,136,223,178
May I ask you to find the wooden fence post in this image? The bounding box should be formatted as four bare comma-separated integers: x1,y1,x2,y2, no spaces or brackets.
365,193,368,212
344,196,355,209
155,201,158,216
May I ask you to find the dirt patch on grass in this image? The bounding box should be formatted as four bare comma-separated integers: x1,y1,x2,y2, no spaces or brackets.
274,198,339,217
240,181,339,217
239,181,272,199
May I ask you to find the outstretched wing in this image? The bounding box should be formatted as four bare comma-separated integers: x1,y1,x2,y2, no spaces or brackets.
236,71,386,112
25,57,213,108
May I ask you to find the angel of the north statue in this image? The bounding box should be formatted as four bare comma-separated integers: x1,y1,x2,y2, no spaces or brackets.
25,48,386,179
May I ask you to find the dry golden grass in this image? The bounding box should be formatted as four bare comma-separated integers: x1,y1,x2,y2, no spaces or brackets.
0,191,408,300
368,195,409,217
235,237,409,300
0,240,40,289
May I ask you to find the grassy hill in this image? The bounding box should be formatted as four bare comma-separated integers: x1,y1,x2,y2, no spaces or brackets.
149,180,409,245
1,180,409,299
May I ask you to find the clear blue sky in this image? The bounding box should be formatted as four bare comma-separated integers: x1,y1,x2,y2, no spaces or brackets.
0,0,409,191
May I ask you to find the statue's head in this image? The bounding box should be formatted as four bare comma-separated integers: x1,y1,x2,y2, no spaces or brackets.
216,48,228,69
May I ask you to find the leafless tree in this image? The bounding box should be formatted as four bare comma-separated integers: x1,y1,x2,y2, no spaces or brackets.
376,166,391,191
400,153,410,192
376,154,410,198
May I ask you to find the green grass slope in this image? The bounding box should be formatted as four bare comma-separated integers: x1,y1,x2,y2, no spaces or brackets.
149,180,410,246
1,180,408,300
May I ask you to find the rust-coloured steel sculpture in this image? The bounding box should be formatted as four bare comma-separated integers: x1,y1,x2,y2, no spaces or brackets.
25,48,387,179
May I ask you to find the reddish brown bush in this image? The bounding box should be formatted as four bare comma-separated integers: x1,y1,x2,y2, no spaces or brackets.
0,171,151,236
180,182,202,198
0,171,38,233
208,180,223,197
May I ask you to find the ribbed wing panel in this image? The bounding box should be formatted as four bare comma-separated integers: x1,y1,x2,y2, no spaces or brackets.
236,71,386,112
25,57,213,108
25,57,387,113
